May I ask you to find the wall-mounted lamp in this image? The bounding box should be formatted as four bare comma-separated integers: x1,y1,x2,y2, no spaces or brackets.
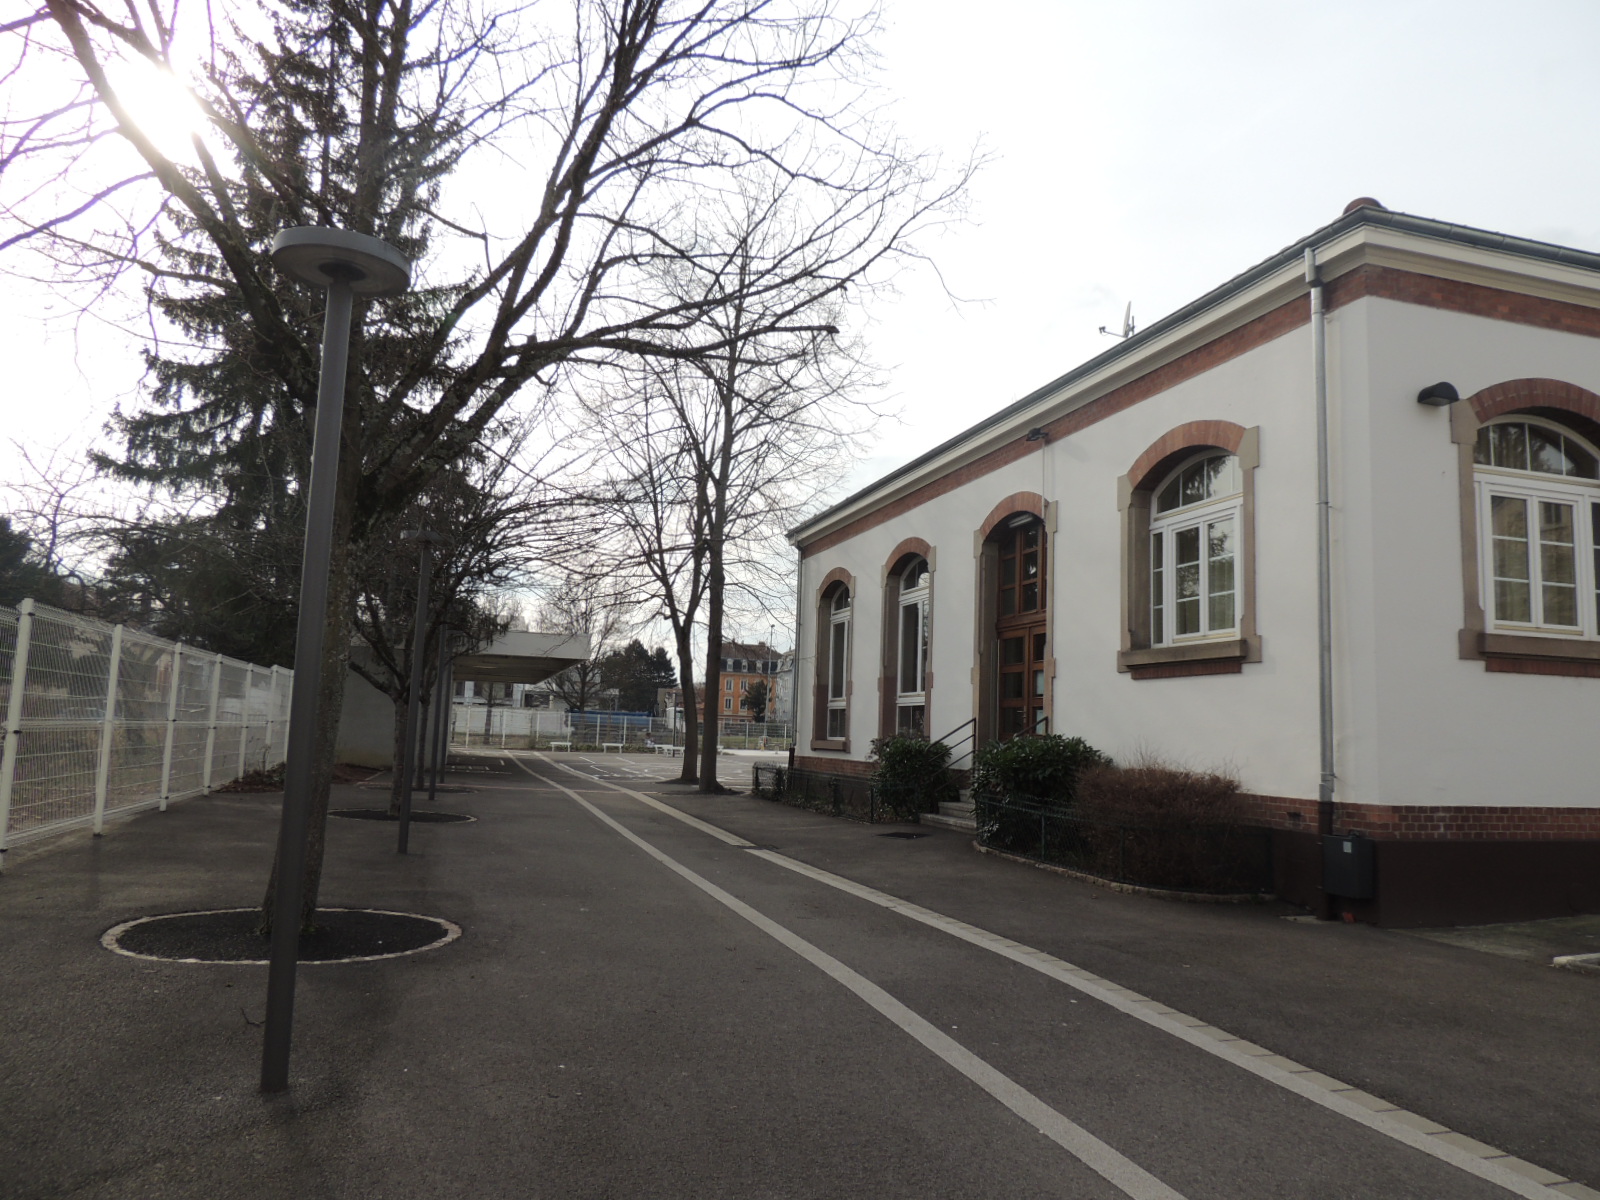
1025,427,1049,442
1416,381,1461,407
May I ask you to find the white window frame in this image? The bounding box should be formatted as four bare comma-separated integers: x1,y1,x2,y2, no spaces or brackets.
1149,453,1243,646
1474,418,1600,640
895,559,930,734
826,588,851,739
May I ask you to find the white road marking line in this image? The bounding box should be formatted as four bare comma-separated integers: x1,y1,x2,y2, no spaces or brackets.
502,752,1584,1200
511,756,1187,1200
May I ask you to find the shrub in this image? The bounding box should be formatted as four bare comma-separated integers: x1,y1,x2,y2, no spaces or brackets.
1074,760,1243,826
1071,760,1265,892
970,734,1110,805
870,732,957,818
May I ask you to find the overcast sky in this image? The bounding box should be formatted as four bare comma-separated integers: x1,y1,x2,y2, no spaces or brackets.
8,0,1600,587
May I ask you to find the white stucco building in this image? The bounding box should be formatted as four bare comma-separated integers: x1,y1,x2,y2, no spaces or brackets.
788,201,1600,926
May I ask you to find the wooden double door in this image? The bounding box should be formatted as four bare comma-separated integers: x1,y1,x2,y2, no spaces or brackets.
994,517,1048,740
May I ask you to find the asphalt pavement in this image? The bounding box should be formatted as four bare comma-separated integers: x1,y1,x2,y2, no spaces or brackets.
2,749,1596,1200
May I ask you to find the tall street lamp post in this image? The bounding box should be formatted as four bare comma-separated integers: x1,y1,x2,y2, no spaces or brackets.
261,227,410,1094
397,530,449,854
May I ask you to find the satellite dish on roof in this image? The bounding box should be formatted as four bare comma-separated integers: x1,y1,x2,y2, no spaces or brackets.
1099,302,1135,340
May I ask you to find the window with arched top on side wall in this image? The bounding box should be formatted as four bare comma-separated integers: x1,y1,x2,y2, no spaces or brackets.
811,571,854,749
1453,381,1600,675
1118,422,1261,679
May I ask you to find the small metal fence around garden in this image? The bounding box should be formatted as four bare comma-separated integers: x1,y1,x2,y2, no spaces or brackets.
0,599,291,863
751,764,918,824
972,792,1273,895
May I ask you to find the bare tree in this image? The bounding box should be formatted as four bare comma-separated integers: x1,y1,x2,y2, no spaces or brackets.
535,569,629,716
8,0,971,928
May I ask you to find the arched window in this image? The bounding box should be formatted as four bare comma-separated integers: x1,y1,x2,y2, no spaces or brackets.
1149,452,1242,644
895,557,930,734
825,585,852,739
1473,417,1600,635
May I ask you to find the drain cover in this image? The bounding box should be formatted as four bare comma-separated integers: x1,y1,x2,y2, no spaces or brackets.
877,831,928,840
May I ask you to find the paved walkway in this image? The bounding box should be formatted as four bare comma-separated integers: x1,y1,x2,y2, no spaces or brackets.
3,750,1596,1199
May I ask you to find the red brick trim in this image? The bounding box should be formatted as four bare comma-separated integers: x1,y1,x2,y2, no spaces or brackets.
799,262,1600,559
1129,659,1243,681
1486,657,1600,678
1234,795,1600,839
816,567,854,602
978,492,1046,541
1127,421,1249,490
1466,377,1600,426
882,537,933,581
1331,265,1600,339
790,754,876,779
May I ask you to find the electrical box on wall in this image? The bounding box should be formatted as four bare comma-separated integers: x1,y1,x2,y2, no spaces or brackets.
1322,833,1375,900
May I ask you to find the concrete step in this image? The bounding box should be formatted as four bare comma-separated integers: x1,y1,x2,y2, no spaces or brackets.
923,799,976,832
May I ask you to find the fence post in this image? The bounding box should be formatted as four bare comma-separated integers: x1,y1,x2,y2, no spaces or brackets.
158,643,184,812
237,665,252,780
92,622,125,835
265,666,282,766
0,599,38,868
201,652,223,793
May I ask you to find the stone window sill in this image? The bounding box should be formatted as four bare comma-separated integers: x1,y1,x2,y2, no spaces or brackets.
1466,630,1600,674
809,738,850,753
1118,636,1259,674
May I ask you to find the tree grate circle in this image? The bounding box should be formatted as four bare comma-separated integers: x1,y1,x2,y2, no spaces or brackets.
330,809,475,823
103,908,462,964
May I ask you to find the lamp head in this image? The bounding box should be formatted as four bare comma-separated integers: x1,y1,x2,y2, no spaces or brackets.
270,227,411,295
1416,382,1461,407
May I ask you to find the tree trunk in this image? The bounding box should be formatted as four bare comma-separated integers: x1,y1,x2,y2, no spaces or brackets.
387,689,409,816
673,626,699,783
699,544,725,793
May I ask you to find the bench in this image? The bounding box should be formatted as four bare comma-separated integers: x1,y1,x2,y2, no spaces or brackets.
549,741,571,752
602,742,625,753
651,744,682,757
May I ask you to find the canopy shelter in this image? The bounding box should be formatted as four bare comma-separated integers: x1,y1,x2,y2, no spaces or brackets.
451,630,589,686
336,630,590,767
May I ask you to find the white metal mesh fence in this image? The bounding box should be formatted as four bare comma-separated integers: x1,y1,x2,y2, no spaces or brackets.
449,704,793,751
0,599,292,862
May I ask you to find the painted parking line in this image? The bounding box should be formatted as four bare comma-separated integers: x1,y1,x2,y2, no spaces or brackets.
519,758,1188,1200
507,751,1595,1200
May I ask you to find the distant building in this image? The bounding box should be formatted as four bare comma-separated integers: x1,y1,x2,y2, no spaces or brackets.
716,640,780,719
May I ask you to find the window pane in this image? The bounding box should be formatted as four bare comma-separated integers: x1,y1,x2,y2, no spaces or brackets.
1156,476,1181,512
897,705,925,735
1023,525,1039,550
1491,423,1530,472
1000,587,1016,616
1021,581,1038,610
833,588,850,612
1001,707,1024,735
900,602,921,692
1567,438,1599,480
1529,425,1572,476
1208,516,1236,631
827,707,846,738
1032,632,1046,662
1150,532,1165,644
1002,636,1025,665
1022,550,1038,580
1175,526,1201,636
1206,454,1240,498
1491,495,1532,622
1001,671,1024,699
1540,501,1578,626
1593,504,1600,628
829,622,846,699
1473,428,1492,465
1180,462,1206,506
1033,669,1045,696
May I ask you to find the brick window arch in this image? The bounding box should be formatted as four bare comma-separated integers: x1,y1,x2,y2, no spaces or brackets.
1453,379,1600,675
1118,422,1262,678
